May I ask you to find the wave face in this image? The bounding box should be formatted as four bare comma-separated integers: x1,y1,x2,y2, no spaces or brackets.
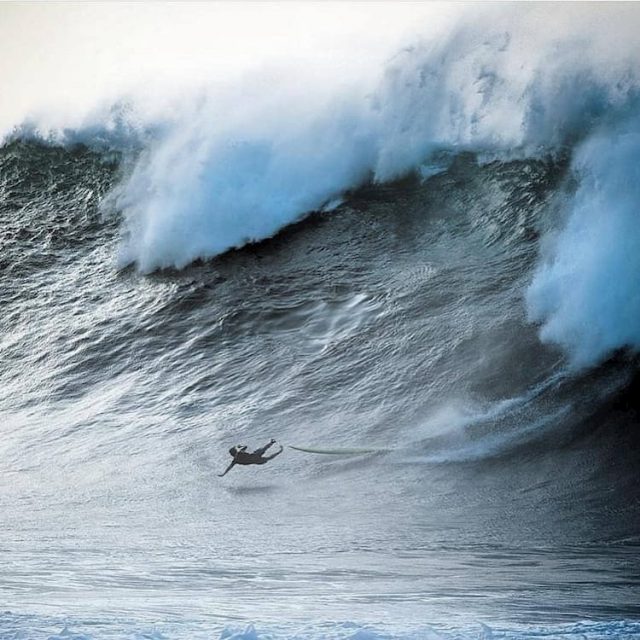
2,5,640,640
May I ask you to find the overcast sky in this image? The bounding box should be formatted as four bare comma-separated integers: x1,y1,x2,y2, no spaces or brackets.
0,2,464,133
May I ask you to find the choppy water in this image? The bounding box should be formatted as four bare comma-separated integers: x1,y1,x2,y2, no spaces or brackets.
2,141,639,640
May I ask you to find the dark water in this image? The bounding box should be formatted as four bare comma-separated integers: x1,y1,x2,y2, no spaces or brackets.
1,142,639,639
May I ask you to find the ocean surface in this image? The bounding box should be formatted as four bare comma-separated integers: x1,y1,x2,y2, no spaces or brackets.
2,6,640,639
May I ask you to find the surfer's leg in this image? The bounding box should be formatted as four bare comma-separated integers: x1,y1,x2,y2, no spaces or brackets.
253,440,275,456
263,446,284,461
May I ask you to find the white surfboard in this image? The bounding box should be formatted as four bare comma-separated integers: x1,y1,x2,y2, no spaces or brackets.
288,445,388,455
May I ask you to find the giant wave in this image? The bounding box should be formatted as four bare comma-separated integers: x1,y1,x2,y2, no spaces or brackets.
4,6,639,369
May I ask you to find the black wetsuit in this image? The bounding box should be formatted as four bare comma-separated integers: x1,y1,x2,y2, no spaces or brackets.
230,443,274,465
218,441,283,476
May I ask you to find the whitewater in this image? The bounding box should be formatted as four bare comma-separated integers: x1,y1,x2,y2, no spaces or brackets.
1,3,640,639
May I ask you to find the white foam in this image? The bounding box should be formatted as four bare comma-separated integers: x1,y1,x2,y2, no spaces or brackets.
527,119,640,367
103,5,640,273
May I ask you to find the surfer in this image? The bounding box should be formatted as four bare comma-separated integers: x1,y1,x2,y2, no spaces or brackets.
217,439,284,477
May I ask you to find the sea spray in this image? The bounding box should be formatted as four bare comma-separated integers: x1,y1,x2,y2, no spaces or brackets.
527,119,640,367
107,9,640,270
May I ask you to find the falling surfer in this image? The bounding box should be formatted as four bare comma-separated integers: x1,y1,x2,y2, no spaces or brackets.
217,439,284,477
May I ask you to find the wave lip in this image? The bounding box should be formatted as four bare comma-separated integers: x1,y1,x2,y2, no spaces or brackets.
112,90,378,273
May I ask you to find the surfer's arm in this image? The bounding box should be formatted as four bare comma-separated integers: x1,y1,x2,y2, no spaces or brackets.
217,460,236,477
